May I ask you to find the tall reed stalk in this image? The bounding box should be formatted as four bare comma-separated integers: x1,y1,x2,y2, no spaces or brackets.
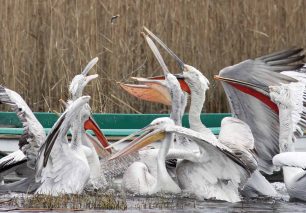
0,0,305,113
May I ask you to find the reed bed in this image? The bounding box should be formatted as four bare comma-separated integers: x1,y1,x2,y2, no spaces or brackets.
2,191,127,210
0,0,306,113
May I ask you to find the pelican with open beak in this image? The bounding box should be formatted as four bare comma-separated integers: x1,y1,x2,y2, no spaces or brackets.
35,95,108,195
214,48,305,174
66,57,111,188
110,116,258,202
110,117,182,195
214,48,306,201
119,27,277,198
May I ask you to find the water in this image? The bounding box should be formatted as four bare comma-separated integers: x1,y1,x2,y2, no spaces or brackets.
1,182,306,212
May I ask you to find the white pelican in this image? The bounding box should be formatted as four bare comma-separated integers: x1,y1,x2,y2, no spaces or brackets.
35,95,107,195
214,48,306,200
110,116,257,202
106,31,189,194
0,85,46,192
215,48,305,174
111,31,257,202
67,57,110,188
0,58,109,193
270,82,306,201
120,27,276,197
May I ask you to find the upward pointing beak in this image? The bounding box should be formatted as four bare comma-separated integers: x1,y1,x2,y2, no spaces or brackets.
85,74,99,84
143,27,185,71
84,116,111,153
82,57,99,76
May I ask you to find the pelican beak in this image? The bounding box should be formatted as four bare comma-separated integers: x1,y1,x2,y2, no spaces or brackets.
82,57,99,76
214,75,279,113
85,133,110,158
149,74,191,94
109,124,165,160
214,75,269,94
173,73,191,94
143,26,185,71
84,116,111,153
119,82,172,105
85,74,99,84
141,27,191,93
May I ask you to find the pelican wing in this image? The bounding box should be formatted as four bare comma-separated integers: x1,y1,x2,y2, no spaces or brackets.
164,125,256,174
36,141,90,195
36,96,90,181
273,152,306,169
218,117,257,171
280,71,306,141
166,125,256,202
218,48,305,174
0,86,45,169
0,150,27,176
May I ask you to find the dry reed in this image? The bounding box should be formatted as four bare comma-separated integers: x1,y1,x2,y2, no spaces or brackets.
0,0,306,113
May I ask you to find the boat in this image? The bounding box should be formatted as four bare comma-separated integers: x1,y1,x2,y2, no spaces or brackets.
0,112,231,153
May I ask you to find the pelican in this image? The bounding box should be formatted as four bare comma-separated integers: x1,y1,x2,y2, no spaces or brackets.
0,58,109,193
67,57,110,188
110,116,256,202
214,48,305,174
270,81,306,201
35,95,107,195
111,31,257,202
120,27,276,197
214,48,306,200
106,31,189,195
0,85,46,192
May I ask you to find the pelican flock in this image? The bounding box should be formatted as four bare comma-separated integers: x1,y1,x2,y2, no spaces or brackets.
1,26,306,205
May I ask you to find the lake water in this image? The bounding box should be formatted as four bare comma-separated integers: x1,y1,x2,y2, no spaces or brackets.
1,182,306,212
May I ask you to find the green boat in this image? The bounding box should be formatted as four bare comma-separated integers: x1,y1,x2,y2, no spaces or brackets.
0,112,231,153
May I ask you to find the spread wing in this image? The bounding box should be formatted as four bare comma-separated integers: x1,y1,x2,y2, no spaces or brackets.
164,125,257,174
165,125,256,203
0,150,27,176
218,48,305,174
0,86,45,169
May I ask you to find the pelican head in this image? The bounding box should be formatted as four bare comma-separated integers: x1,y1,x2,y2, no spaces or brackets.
269,85,293,109
176,65,209,94
119,27,193,104
69,57,99,99
109,117,174,160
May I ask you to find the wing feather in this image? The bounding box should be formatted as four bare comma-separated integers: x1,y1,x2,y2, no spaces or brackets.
164,125,256,174
0,86,45,169
218,48,305,174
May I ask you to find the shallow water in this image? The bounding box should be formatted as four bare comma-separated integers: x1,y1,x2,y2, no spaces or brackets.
1,182,306,212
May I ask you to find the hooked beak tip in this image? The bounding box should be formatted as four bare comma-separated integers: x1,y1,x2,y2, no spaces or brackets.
214,75,221,80
140,32,146,38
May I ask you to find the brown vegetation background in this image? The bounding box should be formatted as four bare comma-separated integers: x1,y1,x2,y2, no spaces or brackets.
0,0,305,113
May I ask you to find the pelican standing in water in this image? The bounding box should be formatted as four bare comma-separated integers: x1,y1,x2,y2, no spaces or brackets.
35,95,107,195
108,31,188,195
67,57,110,188
214,48,306,201
112,31,258,202
121,27,276,197
0,58,109,193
